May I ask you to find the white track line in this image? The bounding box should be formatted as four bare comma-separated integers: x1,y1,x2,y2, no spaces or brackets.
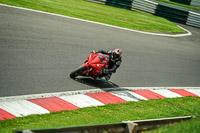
0,3,192,37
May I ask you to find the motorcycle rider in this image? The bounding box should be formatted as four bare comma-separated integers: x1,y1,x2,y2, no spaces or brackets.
92,48,122,80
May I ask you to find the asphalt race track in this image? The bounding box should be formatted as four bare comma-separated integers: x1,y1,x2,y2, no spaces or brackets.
0,5,200,97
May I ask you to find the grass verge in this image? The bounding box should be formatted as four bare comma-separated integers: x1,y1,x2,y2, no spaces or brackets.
146,117,200,133
0,97,200,133
0,0,184,33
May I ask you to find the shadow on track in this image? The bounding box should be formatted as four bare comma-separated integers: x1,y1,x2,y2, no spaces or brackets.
72,77,119,89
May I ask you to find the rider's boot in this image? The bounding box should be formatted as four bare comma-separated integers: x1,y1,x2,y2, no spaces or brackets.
105,74,111,80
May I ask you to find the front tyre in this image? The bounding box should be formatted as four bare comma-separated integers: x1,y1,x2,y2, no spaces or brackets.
70,65,87,79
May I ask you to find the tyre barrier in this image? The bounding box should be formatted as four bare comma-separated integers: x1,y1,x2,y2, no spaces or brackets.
171,0,200,7
87,0,200,28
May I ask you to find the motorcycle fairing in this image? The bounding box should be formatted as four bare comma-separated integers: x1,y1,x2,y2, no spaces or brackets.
81,53,109,77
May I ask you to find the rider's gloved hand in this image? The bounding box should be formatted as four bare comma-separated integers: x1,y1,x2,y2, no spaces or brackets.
103,68,109,74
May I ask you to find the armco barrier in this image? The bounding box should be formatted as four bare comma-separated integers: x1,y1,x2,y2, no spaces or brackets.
155,4,189,24
132,0,158,14
14,116,192,133
171,0,191,5
87,0,106,5
187,11,200,27
87,0,200,28
106,0,133,10
171,0,200,7
191,0,200,7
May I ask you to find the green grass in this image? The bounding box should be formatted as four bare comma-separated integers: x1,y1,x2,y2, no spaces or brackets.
145,117,200,133
153,0,200,11
0,97,200,133
0,0,184,33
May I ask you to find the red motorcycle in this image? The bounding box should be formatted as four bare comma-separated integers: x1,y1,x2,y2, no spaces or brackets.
70,53,110,79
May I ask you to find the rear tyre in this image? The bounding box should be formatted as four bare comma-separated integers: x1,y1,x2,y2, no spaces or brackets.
70,65,87,79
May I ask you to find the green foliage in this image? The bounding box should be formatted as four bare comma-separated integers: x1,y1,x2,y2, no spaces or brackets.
0,97,200,133
0,0,184,33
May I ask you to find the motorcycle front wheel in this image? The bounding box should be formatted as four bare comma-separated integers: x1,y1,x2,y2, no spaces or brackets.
70,65,87,79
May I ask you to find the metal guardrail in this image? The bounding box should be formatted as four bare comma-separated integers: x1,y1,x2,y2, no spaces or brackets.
106,0,133,10
132,0,157,14
187,11,200,27
171,0,200,7
155,3,189,24
170,0,191,5
87,0,200,28
87,0,107,5
191,0,200,7
14,116,192,133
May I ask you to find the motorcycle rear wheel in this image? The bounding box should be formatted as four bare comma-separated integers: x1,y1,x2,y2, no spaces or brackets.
70,65,87,78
